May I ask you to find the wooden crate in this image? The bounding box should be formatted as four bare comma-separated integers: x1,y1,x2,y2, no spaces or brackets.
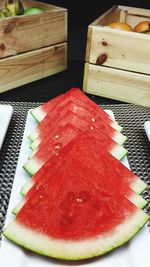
83,5,150,107
0,0,67,93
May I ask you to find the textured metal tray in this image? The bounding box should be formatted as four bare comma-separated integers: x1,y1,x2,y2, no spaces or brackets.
0,101,150,243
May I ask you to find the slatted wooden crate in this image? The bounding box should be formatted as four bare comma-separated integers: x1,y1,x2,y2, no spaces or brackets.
83,5,150,107
0,0,67,93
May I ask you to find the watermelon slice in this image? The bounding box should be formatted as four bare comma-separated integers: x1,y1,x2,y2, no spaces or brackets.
30,111,126,152
23,134,146,197
31,88,117,124
4,203,149,260
29,99,122,142
31,92,64,122
24,122,127,176
29,119,127,160
13,134,147,214
29,109,126,152
3,139,149,260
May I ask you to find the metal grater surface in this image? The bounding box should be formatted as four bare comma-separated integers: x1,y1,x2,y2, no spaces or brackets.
0,102,149,243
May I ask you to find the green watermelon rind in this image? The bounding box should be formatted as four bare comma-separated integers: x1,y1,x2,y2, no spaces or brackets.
3,211,150,260
111,121,123,132
109,144,128,161
12,191,148,215
112,131,127,146
30,108,46,123
29,139,39,150
23,159,42,177
23,145,128,177
28,129,40,142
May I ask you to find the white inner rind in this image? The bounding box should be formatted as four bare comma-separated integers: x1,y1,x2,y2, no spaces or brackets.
12,201,26,215
21,180,34,196
111,122,123,132
128,192,148,209
23,159,43,176
30,139,40,151
130,177,148,195
3,210,149,260
28,129,40,142
31,108,46,123
110,144,128,160
113,131,127,145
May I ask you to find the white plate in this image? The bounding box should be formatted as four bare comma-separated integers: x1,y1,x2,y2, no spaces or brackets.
0,105,13,150
144,121,150,142
0,110,150,267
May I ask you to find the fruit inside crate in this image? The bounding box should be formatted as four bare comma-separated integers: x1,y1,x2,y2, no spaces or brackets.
83,5,150,107
96,5,150,34
0,0,58,17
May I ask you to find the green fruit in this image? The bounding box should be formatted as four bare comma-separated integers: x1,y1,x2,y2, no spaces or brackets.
0,11,5,18
2,9,11,17
23,7,44,15
5,0,24,16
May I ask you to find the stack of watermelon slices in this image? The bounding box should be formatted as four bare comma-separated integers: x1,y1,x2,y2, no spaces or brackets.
3,88,149,261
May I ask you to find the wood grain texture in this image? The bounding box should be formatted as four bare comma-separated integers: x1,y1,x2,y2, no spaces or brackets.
118,5,150,18
85,5,150,75
83,63,150,107
87,26,150,75
0,42,67,93
0,1,67,59
85,26,93,62
90,6,120,26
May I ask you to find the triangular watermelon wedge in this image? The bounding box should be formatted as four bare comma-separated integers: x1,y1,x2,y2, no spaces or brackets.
24,122,127,176
13,136,147,214
31,88,117,124
30,110,126,151
22,134,147,197
3,139,149,260
14,133,147,214
29,99,122,142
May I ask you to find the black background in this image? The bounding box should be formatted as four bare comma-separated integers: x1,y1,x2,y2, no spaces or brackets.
0,0,149,102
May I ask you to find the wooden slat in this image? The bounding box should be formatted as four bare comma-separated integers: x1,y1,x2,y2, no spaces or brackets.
118,5,150,18
90,6,120,26
0,42,67,93
85,26,93,62
88,26,150,75
83,63,150,107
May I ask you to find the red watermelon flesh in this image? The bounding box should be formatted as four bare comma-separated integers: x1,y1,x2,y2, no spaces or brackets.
17,146,141,241
31,88,114,123
17,182,137,241
5,135,149,260
23,134,145,198
31,119,124,159
32,93,65,121
30,110,126,149
22,124,125,195
24,120,126,176
29,100,121,142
